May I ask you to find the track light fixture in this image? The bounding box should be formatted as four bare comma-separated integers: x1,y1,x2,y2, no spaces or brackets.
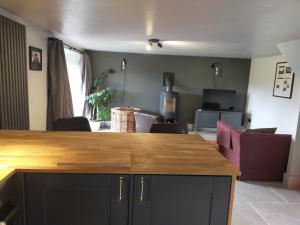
147,39,163,50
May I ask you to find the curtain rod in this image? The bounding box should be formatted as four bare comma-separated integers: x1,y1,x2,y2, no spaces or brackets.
48,37,84,54
63,43,84,55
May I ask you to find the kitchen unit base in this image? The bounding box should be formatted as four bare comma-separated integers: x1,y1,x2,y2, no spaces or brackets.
24,173,233,225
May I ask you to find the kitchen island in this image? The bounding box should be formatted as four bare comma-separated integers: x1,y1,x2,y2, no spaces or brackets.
0,131,240,225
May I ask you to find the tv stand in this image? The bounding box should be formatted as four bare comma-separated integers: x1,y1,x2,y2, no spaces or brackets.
194,109,242,130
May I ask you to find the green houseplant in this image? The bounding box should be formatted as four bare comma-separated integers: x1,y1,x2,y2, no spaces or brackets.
87,69,117,121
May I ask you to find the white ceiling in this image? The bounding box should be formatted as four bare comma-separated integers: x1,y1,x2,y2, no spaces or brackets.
1,0,300,58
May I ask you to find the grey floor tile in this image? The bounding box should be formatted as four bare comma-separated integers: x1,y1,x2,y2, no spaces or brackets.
271,186,300,203
234,181,285,204
232,203,268,225
197,130,217,141
252,203,300,225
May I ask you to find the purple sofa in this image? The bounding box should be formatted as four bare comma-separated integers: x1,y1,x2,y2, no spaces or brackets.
217,121,291,181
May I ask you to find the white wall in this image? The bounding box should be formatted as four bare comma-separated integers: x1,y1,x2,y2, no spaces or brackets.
278,40,300,78
0,8,49,130
277,40,300,188
246,55,300,188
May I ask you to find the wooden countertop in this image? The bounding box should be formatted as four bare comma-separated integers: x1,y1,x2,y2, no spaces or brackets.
0,131,240,183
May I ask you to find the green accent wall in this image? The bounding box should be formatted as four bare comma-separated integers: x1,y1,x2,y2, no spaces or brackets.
89,51,251,122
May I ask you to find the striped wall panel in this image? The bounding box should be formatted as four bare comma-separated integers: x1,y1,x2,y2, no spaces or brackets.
0,15,29,130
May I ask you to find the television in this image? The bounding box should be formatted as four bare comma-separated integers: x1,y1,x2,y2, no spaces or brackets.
202,89,236,111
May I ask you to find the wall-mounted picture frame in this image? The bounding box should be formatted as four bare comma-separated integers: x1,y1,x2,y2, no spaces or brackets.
29,46,42,71
273,62,295,99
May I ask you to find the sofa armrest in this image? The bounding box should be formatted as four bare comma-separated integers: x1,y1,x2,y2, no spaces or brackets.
240,132,291,172
217,121,242,169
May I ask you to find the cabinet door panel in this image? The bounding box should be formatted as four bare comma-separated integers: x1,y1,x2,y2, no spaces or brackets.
195,111,220,129
132,175,214,225
210,177,232,225
0,173,25,225
26,173,129,225
220,112,242,128
45,189,110,225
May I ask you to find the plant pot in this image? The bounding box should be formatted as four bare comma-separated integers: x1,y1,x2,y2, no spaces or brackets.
100,121,111,129
89,120,111,131
89,120,101,131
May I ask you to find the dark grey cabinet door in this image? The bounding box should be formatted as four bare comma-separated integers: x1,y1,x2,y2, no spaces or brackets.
0,173,25,225
195,111,220,129
220,112,243,128
132,175,216,225
25,173,129,225
210,177,232,225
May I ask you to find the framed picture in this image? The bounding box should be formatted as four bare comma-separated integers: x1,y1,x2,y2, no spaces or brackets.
29,46,42,71
273,62,295,99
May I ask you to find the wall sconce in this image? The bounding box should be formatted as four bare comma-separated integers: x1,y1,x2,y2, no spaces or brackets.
121,58,127,71
211,62,223,77
211,62,223,89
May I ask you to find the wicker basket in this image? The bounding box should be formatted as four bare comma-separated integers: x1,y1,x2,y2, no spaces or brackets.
111,107,139,132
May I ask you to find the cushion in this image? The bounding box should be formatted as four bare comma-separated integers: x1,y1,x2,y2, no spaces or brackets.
246,127,277,134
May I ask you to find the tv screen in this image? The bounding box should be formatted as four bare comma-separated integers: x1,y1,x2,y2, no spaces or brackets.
202,89,236,111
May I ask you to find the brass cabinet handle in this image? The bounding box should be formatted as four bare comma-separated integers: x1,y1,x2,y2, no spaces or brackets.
140,177,144,202
119,177,123,202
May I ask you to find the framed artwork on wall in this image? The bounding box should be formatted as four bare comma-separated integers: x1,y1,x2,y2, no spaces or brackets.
273,62,295,99
29,46,42,71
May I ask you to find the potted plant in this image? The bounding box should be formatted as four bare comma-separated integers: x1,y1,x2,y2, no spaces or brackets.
87,69,117,126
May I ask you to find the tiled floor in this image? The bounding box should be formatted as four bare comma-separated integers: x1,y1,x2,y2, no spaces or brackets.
233,181,300,225
196,129,217,141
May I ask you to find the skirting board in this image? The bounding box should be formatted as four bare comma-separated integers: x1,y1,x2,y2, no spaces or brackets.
283,173,300,189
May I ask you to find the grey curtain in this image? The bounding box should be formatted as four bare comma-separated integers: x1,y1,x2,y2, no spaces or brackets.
0,15,29,130
81,52,93,119
46,38,74,130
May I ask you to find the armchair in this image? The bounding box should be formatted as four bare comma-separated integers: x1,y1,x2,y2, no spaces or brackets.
217,121,291,181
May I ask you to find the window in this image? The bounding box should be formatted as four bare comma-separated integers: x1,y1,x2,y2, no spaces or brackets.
64,47,84,116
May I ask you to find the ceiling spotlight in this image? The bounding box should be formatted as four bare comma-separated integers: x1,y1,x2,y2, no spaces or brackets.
147,39,163,50
146,41,152,50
